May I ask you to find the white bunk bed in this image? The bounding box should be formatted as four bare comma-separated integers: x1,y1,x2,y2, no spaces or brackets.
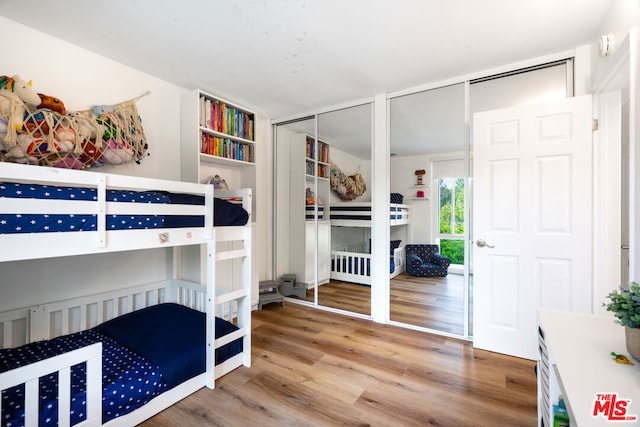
330,240,405,285
0,162,252,426
329,202,410,227
329,199,409,285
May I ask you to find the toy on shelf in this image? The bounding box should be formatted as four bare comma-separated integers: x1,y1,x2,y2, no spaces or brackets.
305,187,323,206
611,351,634,365
414,169,426,186
209,174,229,190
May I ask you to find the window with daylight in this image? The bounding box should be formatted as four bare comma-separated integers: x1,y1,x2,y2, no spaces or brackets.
437,177,465,265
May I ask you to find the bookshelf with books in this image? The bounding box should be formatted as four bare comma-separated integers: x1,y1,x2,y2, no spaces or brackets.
180,89,258,304
305,135,330,180
180,88,257,213
287,134,331,286
181,89,256,170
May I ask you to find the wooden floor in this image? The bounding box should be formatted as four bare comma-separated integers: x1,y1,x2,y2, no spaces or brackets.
390,273,471,335
141,304,537,427
295,273,470,335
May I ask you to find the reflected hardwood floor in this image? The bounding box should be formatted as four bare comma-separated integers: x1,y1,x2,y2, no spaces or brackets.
390,273,471,335
141,303,537,427
293,273,470,334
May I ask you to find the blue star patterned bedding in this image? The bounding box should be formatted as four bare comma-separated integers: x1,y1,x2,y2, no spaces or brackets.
0,182,248,234
0,304,243,426
0,330,166,426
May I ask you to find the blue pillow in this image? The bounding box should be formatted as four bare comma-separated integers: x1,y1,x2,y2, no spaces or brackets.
407,253,422,268
390,193,404,204
390,240,401,255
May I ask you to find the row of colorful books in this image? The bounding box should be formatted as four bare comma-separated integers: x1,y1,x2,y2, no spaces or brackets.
304,136,329,163
317,163,329,178
305,160,330,178
201,133,254,163
318,142,329,163
199,96,254,141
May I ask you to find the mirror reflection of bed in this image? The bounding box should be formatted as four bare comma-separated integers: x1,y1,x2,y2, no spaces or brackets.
274,60,575,343
274,89,471,336
388,83,469,335
274,103,375,316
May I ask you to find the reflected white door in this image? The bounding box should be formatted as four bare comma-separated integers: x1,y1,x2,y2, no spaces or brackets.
473,95,593,360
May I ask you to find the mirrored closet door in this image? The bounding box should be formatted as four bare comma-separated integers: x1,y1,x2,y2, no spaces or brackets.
274,103,373,316
388,83,471,336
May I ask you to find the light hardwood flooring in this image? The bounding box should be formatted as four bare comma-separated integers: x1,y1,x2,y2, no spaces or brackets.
295,273,469,334
141,303,537,427
390,273,471,335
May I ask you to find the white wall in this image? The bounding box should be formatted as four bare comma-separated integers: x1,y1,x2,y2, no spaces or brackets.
0,17,269,311
0,17,185,181
391,153,431,244
469,63,568,113
591,0,640,85
589,3,640,285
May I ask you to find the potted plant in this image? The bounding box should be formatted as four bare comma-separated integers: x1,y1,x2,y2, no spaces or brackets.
604,282,640,361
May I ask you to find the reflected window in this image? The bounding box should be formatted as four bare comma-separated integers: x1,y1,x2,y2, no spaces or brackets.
437,177,465,266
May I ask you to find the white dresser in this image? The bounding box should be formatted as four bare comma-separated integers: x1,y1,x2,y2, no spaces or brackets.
537,309,640,426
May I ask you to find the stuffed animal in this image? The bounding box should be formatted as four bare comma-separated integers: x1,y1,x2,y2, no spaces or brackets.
37,93,66,115
68,111,99,141
100,138,133,165
23,110,52,136
6,133,60,164
0,75,41,142
94,105,123,142
53,125,76,152
79,139,103,167
305,187,323,205
93,105,117,116
209,174,229,190
0,117,7,140
49,153,85,170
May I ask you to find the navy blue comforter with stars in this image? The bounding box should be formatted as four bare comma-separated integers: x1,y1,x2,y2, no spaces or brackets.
0,181,249,234
0,303,242,427
0,330,165,426
0,181,177,233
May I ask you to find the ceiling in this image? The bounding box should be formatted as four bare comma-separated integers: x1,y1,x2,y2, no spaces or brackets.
0,0,611,119
0,1,611,159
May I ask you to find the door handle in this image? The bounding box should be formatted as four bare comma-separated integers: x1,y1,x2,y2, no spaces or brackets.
476,239,495,248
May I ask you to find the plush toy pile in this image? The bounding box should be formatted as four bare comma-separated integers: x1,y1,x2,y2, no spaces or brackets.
330,161,367,201
0,74,148,169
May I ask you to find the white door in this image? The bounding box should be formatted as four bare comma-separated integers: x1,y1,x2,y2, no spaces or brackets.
473,95,593,360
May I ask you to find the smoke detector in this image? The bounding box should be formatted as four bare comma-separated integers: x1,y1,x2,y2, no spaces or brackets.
599,33,612,56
